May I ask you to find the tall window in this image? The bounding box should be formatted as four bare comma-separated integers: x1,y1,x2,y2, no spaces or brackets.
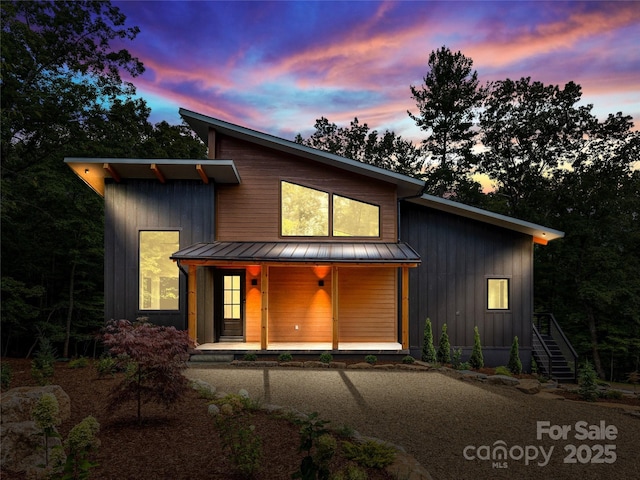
333,195,379,237
487,278,509,310
139,231,180,310
281,181,380,237
281,181,329,236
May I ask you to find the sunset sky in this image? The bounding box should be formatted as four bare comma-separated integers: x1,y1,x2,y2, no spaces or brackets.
112,0,640,142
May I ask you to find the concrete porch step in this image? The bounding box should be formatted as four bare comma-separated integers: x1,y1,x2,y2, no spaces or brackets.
189,354,235,363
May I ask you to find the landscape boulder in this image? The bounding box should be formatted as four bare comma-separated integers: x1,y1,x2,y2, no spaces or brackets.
516,379,541,395
1,385,70,424
487,375,520,386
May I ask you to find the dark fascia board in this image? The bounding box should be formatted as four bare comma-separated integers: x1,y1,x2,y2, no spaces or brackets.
179,108,426,198
64,157,240,197
407,194,564,242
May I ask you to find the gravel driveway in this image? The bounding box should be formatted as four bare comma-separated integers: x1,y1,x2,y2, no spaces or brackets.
185,365,639,480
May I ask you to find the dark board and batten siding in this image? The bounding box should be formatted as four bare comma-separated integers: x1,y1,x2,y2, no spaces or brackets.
400,202,533,368
104,179,215,330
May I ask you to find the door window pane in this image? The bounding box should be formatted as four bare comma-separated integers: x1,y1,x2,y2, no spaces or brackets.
223,274,241,319
139,231,180,310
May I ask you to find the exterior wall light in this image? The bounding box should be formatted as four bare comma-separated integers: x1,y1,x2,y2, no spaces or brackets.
318,280,324,287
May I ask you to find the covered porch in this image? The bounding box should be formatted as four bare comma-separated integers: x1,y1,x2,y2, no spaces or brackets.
171,241,420,351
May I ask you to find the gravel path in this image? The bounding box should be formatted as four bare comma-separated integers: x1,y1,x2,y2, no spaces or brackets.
185,365,640,480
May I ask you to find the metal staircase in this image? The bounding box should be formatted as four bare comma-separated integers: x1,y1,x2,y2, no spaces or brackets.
532,313,578,383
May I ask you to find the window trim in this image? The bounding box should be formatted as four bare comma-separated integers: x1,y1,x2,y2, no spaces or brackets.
486,277,511,311
279,180,381,239
138,229,181,312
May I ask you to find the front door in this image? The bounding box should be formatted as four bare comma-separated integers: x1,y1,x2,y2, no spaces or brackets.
216,270,245,341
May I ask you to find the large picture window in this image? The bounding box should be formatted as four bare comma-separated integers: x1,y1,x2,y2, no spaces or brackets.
281,181,329,236
487,278,509,310
139,231,180,310
281,181,380,237
333,195,379,237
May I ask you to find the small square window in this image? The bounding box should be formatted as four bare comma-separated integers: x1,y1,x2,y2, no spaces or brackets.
487,278,509,310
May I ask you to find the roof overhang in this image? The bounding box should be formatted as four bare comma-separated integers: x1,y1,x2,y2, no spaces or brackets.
64,157,241,196
179,108,425,198
171,241,421,267
407,194,564,243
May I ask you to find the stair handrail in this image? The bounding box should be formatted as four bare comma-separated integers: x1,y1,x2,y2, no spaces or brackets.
532,323,554,379
534,312,578,383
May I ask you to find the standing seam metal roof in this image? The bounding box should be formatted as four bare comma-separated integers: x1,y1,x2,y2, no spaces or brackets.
171,241,421,264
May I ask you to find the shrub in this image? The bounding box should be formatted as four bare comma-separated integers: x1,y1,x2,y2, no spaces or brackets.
421,318,437,363
437,324,451,364
531,357,538,375
494,366,512,377
451,348,462,369
100,319,193,424
603,389,623,400
469,326,484,369
459,361,471,370
60,415,100,479
293,412,332,480
401,355,415,364
32,393,61,466
508,336,522,375
68,357,89,369
336,424,355,439
319,352,333,364
95,355,118,377
1,363,12,390
242,353,258,361
342,440,396,468
31,337,56,385
216,416,262,477
332,464,368,480
278,352,293,362
364,354,377,365
578,360,599,402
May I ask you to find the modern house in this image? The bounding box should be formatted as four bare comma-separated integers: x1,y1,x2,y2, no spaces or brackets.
65,108,564,370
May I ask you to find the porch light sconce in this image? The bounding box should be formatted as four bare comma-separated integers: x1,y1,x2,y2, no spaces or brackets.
251,278,258,286
318,280,324,287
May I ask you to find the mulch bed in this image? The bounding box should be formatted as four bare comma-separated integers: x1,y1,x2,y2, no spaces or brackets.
1,358,394,479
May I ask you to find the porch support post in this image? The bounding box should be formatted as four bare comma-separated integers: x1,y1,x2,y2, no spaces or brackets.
332,266,339,350
401,266,409,349
188,264,197,343
260,265,269,350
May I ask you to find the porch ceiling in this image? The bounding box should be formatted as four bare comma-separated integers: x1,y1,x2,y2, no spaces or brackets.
171,241,421,266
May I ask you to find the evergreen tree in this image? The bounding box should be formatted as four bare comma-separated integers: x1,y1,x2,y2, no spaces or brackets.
469,326,484,369
421,318,437,363
437,324,451,364
508,336,522,375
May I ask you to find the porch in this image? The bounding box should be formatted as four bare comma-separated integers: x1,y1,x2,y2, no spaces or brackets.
195,341,407,354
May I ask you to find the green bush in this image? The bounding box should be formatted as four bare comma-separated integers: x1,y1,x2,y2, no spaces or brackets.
451,348,462,369
31,393,61,466
319,352,333,363
216,415,262,477
494,366,512,377
31,337,56,385
293,412,332,480
459,361,471,370
60,415,100,479
243,353,258,361
603,389,623,400
278,352,293,362
469,326,484,369
342,440,396,468
401,355,415,364
421,318,437,363
578,360,599,402
437,323,451,364
331,464,368,480
364,354,377,365
508,336,522,375
68,357,89,369
1,363,12,390
95,355,118,377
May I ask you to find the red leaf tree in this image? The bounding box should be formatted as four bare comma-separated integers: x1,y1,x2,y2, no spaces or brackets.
101,319,194,424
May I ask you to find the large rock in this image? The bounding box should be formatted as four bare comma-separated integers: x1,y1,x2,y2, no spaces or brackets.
487,375,520,386
1,386,70,474
1,385,70,424
516,379,541,395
